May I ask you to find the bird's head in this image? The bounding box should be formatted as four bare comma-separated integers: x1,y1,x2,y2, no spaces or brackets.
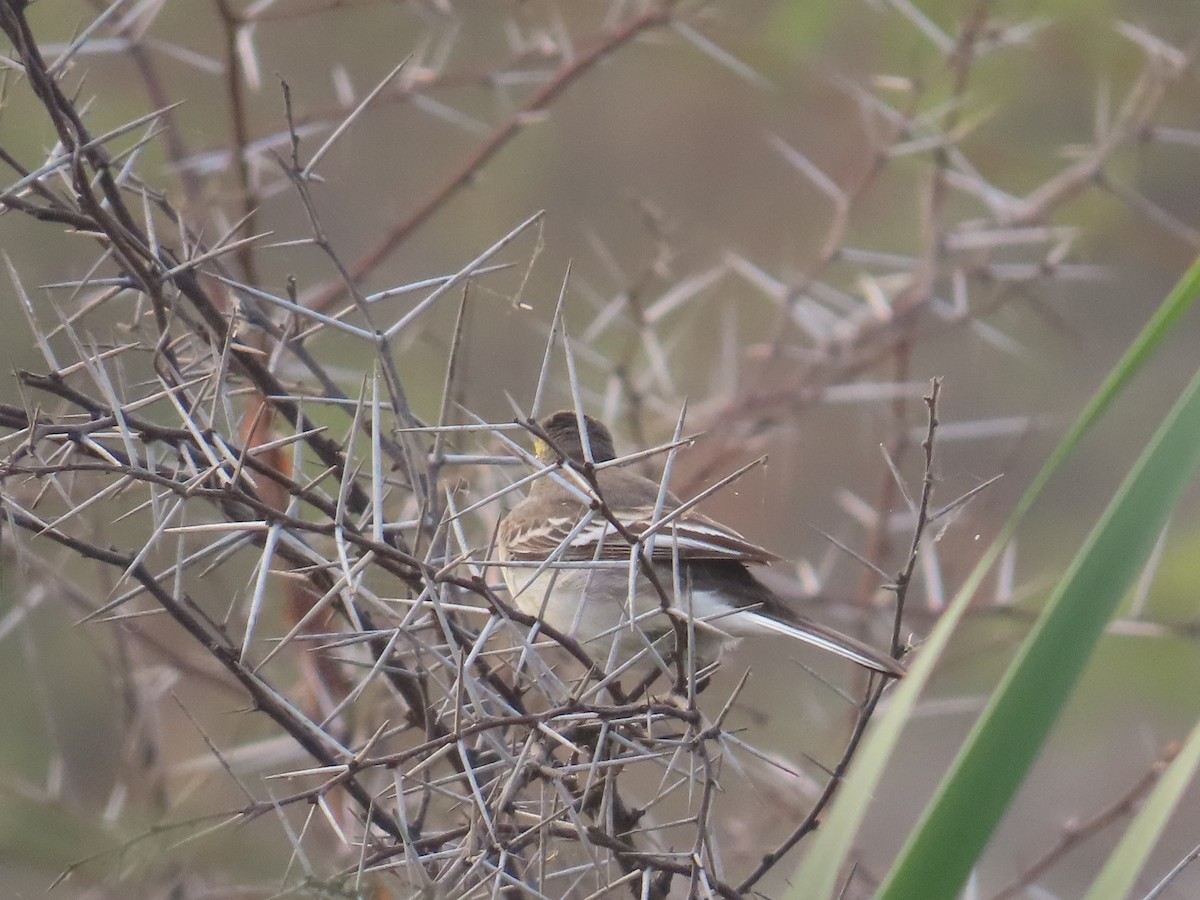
534,411,617,464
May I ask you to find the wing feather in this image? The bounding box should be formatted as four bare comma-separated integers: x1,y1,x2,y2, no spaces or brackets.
500,502,782,564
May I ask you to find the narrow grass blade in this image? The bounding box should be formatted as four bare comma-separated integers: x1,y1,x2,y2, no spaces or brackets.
1084,714,1200,899
877,359,1200,899
790,251,1200,898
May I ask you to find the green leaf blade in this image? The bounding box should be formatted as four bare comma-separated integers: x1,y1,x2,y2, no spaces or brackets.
789,252,1200,900
876,362,1200,899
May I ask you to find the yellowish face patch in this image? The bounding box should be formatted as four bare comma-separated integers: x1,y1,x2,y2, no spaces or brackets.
533,436,551,461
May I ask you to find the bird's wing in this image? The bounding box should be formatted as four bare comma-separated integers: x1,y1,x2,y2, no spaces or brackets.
612,506,784,563
500,502,783,564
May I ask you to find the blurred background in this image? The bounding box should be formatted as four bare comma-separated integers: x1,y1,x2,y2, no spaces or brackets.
2,1,1200,897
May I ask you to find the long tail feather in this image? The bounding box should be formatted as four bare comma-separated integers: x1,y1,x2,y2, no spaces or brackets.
739,609,905,677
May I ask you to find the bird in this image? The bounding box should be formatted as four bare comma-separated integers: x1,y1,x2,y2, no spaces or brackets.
496,410,904,679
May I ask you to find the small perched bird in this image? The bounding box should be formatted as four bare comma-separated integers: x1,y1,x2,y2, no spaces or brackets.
497,411,904,678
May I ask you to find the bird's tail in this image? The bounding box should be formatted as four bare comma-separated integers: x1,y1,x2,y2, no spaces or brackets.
737,609,906,677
